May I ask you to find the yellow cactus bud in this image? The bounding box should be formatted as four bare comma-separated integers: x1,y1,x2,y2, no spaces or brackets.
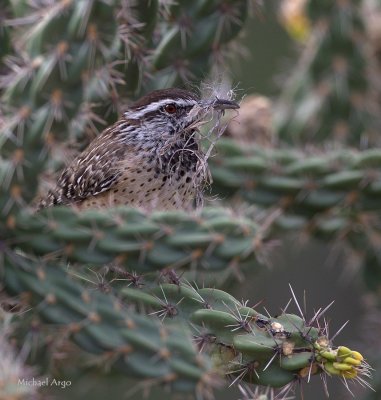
332,362,353,372
320,350,337,361
344,357,362,367
324,362,341,376
337,346,352,358
351,351,364,362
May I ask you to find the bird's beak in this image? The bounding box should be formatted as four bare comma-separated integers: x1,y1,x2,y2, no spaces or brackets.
212,98,240,111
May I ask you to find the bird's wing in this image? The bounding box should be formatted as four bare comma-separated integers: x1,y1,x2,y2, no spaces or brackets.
39,125,128,208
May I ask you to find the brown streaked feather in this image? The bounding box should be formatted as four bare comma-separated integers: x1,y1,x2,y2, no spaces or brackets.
39,121,130,208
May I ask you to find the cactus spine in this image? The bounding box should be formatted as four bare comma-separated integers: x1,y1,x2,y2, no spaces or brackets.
6,206,264,274
2,253,370,394
3,253,216,394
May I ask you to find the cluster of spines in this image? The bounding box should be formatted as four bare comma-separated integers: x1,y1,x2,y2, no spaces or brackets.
80,267,371,393
222,3,381,364
212,139,381,217
149,0,249,90
2,253,217,396
4,206,264,277
211,138,381,265
2,252,370,397
0,0,250,219
0,0,378,397
210,138,381,297
0,0,130,218
0,1,261,395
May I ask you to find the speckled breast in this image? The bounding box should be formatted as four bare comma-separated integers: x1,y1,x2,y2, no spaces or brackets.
79,156,202,211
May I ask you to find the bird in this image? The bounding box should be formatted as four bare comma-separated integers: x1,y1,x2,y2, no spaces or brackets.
38,88,239,211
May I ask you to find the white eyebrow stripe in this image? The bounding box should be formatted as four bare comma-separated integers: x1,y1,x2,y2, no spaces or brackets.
124,98,196,119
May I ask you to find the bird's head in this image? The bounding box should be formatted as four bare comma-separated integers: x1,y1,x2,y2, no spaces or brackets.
124,88,239,141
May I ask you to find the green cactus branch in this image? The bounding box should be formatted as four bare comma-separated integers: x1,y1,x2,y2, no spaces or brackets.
71,269,371,390
4,206,265,275
211,139,381,237
1,252,371,394
210,138,381,292
1,252,217,395
275,0,375,145
148,0,249,90
0,0,153,218
1,1,378,397
0,0,250,220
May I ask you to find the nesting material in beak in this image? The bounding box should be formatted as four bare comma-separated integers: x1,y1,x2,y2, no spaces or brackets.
212,98,240,111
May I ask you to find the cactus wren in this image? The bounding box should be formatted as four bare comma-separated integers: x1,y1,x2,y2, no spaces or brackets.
39,88,239,211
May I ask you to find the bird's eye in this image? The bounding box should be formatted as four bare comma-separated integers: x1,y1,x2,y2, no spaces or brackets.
164,104,177,114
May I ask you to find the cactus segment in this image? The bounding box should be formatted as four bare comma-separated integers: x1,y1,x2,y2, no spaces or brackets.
119,281,370,389
5,206,262,274
2,254,216,393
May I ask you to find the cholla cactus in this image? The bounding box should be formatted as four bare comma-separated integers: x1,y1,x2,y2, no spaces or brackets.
276,0,377,145
7,206,265,275
120,281,371,390
211,138,381,237
0,0,377,398
0,0,250,219
2,253,371,397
